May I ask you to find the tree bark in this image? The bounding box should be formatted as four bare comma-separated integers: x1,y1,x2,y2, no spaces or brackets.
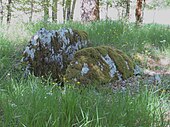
52,0,58,22
62,0,66,22
70,0,76,20
29,0,34,22
7,0,12,24
63,0,73,22
141,0,146,23
0,0,3,23
43,0,49,21
81,0,100,22
125,0,130,20
135,0,145,25
106,1,109,19
66,0,71,21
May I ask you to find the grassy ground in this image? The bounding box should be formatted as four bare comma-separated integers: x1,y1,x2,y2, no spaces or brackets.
0,20,170,127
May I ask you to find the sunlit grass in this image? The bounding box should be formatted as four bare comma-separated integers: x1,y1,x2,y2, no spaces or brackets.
25,20,170,55
0,20,169,127
0,77,168,127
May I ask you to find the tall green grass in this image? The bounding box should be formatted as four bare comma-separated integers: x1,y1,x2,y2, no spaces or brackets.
0,21,169,127
0,77,168,127
26,20,170,55
0,35,14,78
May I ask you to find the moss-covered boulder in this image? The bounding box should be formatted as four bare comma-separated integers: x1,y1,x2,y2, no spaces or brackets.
65,46,139,85
21,28,89,81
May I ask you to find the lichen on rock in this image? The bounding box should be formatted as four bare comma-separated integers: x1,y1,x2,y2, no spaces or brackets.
65,46,139,85
21,28,89,81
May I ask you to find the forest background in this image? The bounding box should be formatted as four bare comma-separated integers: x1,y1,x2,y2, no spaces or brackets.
0,0,170,25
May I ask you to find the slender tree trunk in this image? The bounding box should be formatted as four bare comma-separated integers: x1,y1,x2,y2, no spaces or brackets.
52,0,58,22
0,0,3,23
81,0,100,22
106,1,109,19
29,0,34,22
94,0,100,20
7,0,12,24
66,0,71,21
44,0,49,21
62,0,66,22
70,0,76,20
135,0,145,25
125,0,130,20
141,0,146,23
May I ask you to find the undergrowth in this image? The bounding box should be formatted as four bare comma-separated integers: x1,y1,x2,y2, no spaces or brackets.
0,76,169,127
0,20,169,127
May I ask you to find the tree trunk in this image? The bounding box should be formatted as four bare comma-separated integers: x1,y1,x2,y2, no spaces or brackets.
7,0,12,24
44,0,49,21
70,0,76,20
141,0,146,23
52,0,58,22
62,0,66,22
66,0,71,21
106,1,109,19
29,0,34,22
0,0,3,23
135,0,145,25
125,0,130,20
81,0,100,22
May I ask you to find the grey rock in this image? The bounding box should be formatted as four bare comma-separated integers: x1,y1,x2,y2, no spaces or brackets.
21,28,89,81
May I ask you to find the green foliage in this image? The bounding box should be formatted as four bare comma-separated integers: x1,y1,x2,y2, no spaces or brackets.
0,78,168,126
0,35,15,79
146,0,170,9
13,0,42,13
100,0,128,8
166,0,170,6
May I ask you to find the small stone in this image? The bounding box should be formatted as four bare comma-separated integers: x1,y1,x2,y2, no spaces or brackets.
134,65,141,75
154,74,161,84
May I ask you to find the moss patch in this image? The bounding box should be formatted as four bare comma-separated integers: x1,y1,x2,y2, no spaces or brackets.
65,46,136,85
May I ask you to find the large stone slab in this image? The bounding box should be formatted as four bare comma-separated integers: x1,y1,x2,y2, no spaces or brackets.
65,46,140,85
21,28,89,81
